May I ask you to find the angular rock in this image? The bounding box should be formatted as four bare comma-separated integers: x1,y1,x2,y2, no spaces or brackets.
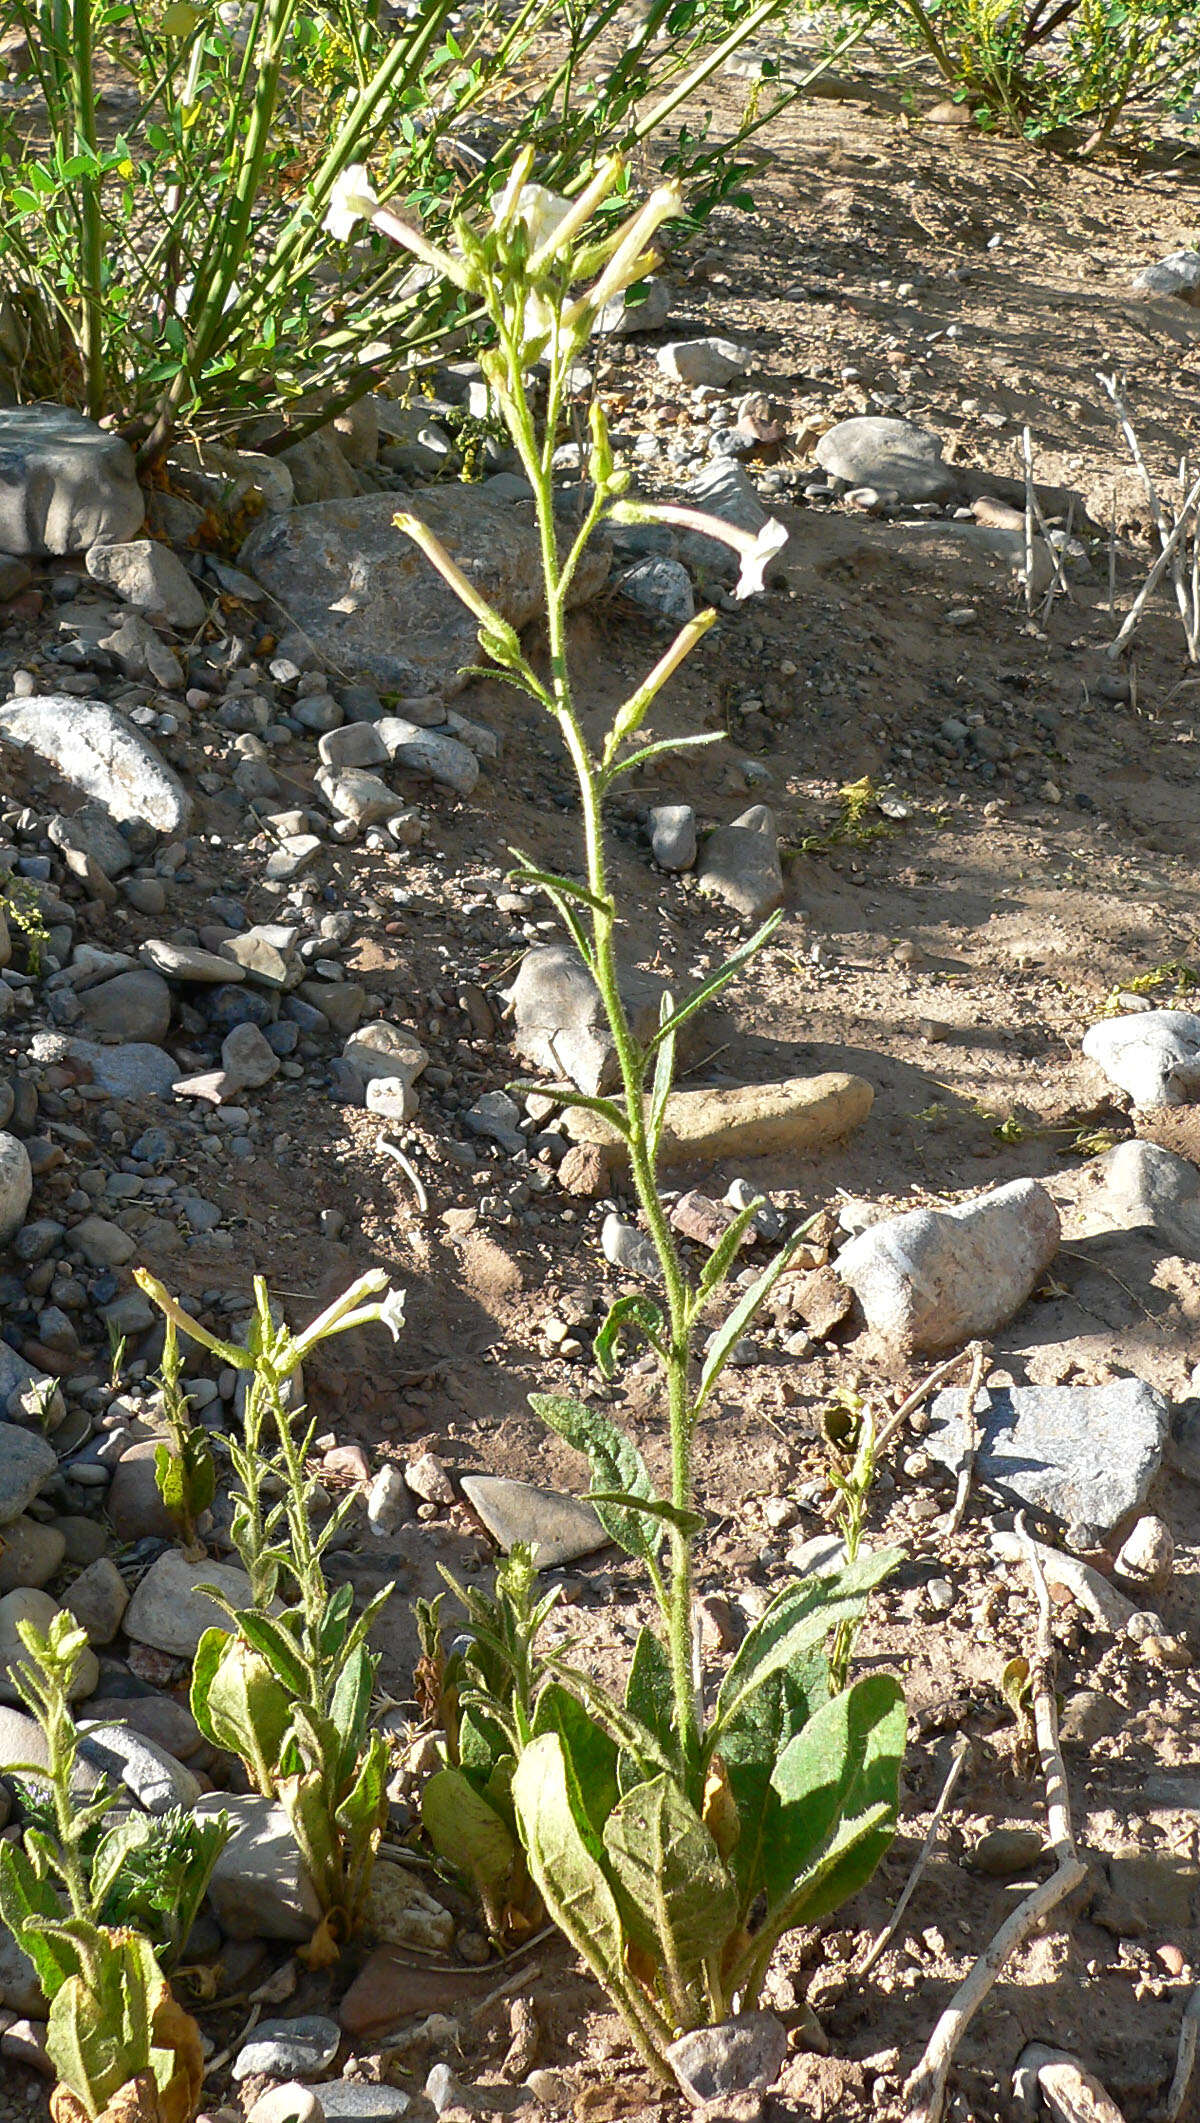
316,767,397,827
649,802,697,871
460,1474,607,1568
816,416,957,503
836,1177,1060,1354
315,2088,410,2121
601,1213,660,1281
1133,250,1200,305
197,1791,322,1941
122,1547,256,1657
0,697,190,832
141,938,245,984
0,405,144,555
927,1377,1168,1537
618,557,695,625
71,1214,136,1269
62,1556,129,1645
221,1020,280,1091
1093,1139,1200,1260
595,276,670,337
0,1131,31,1244
667,2014,788,2106
0,1423,57,1528
566,1072,873,1167
76,968,171,1043
76,1721,202,1813
678,456,776,582
508,944,673,1097
280,430,360,505
1082,1010,1200,1107
106,1439,180,1546
47,808,133,879
86,540,206,629
1114,1513,1173,1595
338,1954,494,2038
61,1035,178,1100
219,924,301,989
376,718,479,798
463,1089,523,1152
657,339,752,387
240,487,608,695
699,805,783,922
342,1022,428,1092
232,2015,341,2082
98,610,184,689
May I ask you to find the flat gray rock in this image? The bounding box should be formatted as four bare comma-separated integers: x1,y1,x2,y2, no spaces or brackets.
836,1177,1060,1354
461,1474,607,1568
657,339,753,387
314,2087,410,2120
618,556,695,625
649,802,697,871
1082,1010,1200,1107
241,486,608,695
76,1721,202,1813
677,456,778,582
197,1791,322,1941
0,696,190,832
1133,250,1200,305
0,1423,57,1528
233,2016,341,2083
62,1035,178,1100
140,939,245,983
376,718,479,798
926,1377,1168,1537
86,539,206,629
76,968,171,1044
667,2014,788,2104
0,405,144,556
123,1547,255,1657
816,415,957,503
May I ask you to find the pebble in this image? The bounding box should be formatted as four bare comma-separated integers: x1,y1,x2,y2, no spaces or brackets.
233,2016,341,2083
460,1473,607,1568
601,1213,660,1281
649,802,697,871
314,2089,410,2121
247,2088,325,2123
666,2014,788,2105
657,339,753,388
971,1826,1046,1878
698,805,783,922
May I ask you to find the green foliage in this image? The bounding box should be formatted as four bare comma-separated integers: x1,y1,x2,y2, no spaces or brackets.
1,872,52,976
811,0,1200,147
352,161,907,2076
152,1322,215,1555
0,1612,208,2121
137,1269,405,1955
0,0,820,449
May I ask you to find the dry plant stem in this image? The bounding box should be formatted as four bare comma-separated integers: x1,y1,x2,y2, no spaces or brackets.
1166,1985,1200,2123
858,1736,970,1977
1023,426,1037,617
875,1347,975,1459
1106,473,1200,659
1099,371,1198,657
945,1340,985,1537
901,1513,1088,2123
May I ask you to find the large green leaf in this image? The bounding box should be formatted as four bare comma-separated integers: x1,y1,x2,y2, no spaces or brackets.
532,1682,619,1839
711,1552,900,1740
423,1767,518,1912
0,1840,75,1999
602,1773,737,2027
189,1627,293,1796
512,1732,670,2060
716,1653,826,1915
46,1927,162,2114
766,1673,907,1924
594,1294,666,1378
529,1393,661,1564
623,1627,676,1792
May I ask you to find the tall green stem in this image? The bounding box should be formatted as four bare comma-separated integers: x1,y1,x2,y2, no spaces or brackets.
69,0,105,418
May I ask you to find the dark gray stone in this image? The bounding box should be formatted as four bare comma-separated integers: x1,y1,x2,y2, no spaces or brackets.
927,1377,1168,1536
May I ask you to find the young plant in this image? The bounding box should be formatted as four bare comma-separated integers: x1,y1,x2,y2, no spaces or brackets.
417,1547,555,1938
327,162,906,2078
135,1268,406,1960
152,1321,215,1557
0,1612,208,2123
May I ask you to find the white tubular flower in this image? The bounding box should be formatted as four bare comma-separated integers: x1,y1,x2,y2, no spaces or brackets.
323,164,380,242
734,517,789,600
526,156,623,275
572,181,683,318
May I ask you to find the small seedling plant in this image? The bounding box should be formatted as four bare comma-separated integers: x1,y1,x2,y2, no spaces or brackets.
135,1268,406,1960
0,1612,216,2123
326,160,906,2078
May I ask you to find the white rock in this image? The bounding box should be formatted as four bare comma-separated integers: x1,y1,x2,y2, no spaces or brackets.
86,540,206,629
836,1177,1061,1353
657,339,753,387
342,1021,428,1091
507,944,673,1097
122,1547,257,1657
0,696,191,832
0,405,144,555
76,1720,202,1813
1082,1010,1200,1107
601,1213,661,1281
1132,250,1200,305
1114,1514,1174,1594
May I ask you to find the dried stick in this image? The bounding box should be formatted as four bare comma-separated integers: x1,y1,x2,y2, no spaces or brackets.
875,1346,975,1458
990,1529,1136,1635
901,1515,1089,2123
1105,475,1200,659
1165,1984,1200,2123
1098,371,1196,653
945,1340,986,1536
1022,425,1037,616
858,1736,970,1977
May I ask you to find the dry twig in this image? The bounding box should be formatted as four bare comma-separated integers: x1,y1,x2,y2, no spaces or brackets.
945,1340,986,1536
901,1515,1089,2123
1099,371,1200,660
858,1736,970,1977
875,1347,976,1458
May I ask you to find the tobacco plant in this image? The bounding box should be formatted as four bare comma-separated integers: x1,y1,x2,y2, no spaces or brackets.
135,1268,406,1959
152,1321,215,1557
327,163,906,2078
0,1612,209,2123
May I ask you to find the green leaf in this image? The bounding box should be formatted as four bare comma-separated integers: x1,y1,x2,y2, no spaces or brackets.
0,1841,75,2000
512,1733,669,2056
545,1658,677,1782
532,1682,619,1839
529,1394,660,1564
189,1628,293,1794
231,1610,308,1698
711,1552,900,1742
647,1006,676,1162
693,1223,816,1415
594,1293,666,1378
715,1654,827,1915
644,909,783,1055
605,731,722,782
329,1647,374,1784
625,1627,676,1777
422,1767,519,1922
602,1773,737,2025
765,1673,906,1926
317,1582,355,1658
510,1085,632,1140
588,1492,705,1539
698,1200,762,1299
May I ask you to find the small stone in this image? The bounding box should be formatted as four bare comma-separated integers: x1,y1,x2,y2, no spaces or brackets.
0,405,144,555
76,1720,201,1813
657,339,753,388
367,1467,409,1535
0,696,190,831
970,1826,1045,1878
698,805,783,922
666,2014,788,2106
0,1590,98,1703
70,1214,137,1269
233,2016,341,2083
198,1791,322,1941
76,968,171,1043
836,1178,1060,1354
86,540,206,629
106,1439,180,1545
649,803,697,871
342,1022,428,1092
376,719,479,799
927,1378,1167,1539
247,2086,325,2123
618,558,695,626
1114,1514,1174,1595
315,2088,409,2121
0,1517,65,1593
61,1556,128,1644
460,1474,607,1568
405,1453,453,1506
0,1132,31,1245
123,1547,257,1657
507,944,675,1097
425,2065,461,2118
221,1020,281,1091
1132,250,1200,305
601,1213,660,1281
815,416,957,503
141,938,246,983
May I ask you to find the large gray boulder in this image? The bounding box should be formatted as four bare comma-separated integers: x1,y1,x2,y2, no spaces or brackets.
816,415,957,503
240,486,608,695
0,405,144,555
0,1131,31,1244
836,1177,1060,1353
0,697,191,832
